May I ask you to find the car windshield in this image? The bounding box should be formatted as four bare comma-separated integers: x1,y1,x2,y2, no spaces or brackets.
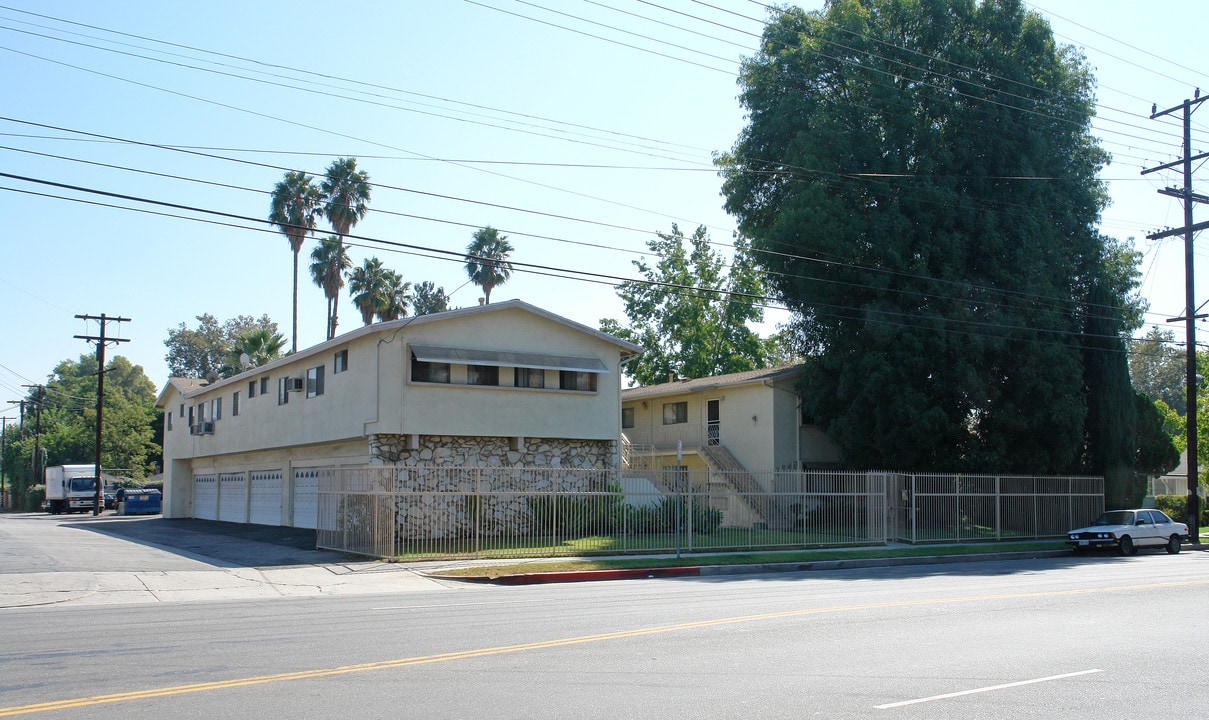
69,477,97,493
1092,510,1133,526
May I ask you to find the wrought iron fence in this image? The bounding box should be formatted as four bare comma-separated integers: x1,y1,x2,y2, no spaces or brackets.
314,465,1102,559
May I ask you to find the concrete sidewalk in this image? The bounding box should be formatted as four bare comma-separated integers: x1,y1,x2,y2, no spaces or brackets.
4,512,1202,607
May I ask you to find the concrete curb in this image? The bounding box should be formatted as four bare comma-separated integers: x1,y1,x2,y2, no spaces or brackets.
431,544,1209,585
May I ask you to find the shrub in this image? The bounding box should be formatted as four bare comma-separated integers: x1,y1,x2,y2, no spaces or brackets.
1154,495,1208,526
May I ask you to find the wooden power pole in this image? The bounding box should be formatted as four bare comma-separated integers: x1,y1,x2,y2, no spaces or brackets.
75,313,131,516
1144,91,1209,542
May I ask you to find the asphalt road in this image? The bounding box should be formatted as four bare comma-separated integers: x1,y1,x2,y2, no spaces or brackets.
1,516,1206,719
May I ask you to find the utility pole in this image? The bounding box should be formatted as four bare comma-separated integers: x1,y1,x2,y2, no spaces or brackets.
0,416,10,509
20,387,44,505
75,313,131,516
1144,91,1209,543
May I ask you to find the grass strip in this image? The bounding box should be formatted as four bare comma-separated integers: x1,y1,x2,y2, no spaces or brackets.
428,541,1069,578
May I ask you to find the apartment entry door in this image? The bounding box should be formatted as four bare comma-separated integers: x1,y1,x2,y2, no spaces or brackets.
707,398,721,446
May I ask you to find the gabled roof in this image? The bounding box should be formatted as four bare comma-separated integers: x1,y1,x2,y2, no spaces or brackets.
155,300,643,403
154,377,209,408
622,365,804,401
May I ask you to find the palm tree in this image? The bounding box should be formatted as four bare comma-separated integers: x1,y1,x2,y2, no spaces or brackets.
268,171,322,354
378,270,412,321
320,158,371,337
348,257,391,326
227,327,287,372
464,226,515,304
309,236,351,339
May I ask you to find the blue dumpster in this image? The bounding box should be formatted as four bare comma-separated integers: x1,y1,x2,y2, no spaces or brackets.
116,487,162,515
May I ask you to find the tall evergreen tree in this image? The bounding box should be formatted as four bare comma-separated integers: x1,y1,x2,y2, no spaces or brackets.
719,0,1122,473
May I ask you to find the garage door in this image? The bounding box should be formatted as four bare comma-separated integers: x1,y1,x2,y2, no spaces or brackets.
292,469,319,529
249,471,283,526
193,475,218,520
218,473,247,523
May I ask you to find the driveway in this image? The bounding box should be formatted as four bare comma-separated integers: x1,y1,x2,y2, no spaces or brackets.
0,512,454,608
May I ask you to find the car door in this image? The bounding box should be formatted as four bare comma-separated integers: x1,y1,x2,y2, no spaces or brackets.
1134,511,1160,546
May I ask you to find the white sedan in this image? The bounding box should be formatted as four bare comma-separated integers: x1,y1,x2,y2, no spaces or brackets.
1067,509,1189,556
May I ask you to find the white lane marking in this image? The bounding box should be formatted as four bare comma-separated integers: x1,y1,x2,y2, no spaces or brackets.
875,669,1103,709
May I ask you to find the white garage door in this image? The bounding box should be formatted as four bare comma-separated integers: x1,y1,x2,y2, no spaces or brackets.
292,469,319,529
218,473,247,523
249,471,283,526
193,475,218,520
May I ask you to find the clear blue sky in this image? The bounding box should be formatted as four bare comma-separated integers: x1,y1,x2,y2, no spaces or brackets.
2,0,1207,411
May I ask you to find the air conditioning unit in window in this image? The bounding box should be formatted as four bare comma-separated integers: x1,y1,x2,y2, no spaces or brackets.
192,421,215,435
286,377,305,393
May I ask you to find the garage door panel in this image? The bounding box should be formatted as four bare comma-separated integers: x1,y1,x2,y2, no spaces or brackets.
293,469,319,529
218,473,247,523
193,475,218,521
249,471,283,526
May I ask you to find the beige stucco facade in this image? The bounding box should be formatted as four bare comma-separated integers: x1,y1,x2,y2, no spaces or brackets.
620,366,841,489
156,301,640,526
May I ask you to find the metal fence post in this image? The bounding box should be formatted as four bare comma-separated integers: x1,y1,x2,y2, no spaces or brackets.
995,475,1001,541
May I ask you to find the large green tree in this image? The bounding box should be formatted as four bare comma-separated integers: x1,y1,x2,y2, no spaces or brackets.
1130,327,1185,414
2,355,160,510
377,270,412,322
320,158,371,339
719,0,1124,474
464,226,514,304
165,314,280,379
600,224,779,387
269,170,322,354
226,326,287,373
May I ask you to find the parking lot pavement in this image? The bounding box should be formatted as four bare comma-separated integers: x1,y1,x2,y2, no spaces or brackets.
0,513,453,608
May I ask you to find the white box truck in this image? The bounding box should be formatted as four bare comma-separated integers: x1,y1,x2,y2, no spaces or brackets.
44,465,101,514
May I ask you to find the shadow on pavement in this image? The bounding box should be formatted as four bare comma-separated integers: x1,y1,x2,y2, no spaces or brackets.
68,516,354,569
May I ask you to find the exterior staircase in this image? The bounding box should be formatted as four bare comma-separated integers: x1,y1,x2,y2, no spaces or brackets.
698,444,795,529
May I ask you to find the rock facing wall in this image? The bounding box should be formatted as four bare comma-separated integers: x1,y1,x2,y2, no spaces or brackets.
369,434,616,470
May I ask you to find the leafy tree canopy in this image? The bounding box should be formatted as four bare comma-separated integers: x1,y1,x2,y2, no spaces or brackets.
600,224,782,386
165,313,279,379
1130,327,1185,414
1,355,160,509
719,0,1134,474
412,281,451,316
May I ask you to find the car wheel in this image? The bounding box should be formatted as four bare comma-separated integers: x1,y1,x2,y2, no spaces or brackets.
1118,535,1135,556
1166,535,1181,554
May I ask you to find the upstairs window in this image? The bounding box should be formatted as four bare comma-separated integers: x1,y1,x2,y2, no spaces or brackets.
559,371,597,392
166,411,173,432
232,391,241,416
212,397,222,421
411,354,450,383
307,366,325,398
621,407,635,429
334,349,348,374
278,377,290,405
248,380,257,399
260,377,270,395
663,401,688,425
467,364,499,386
514,367,545,388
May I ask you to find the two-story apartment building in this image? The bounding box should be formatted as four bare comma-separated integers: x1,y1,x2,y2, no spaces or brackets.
156,300,641,528
620,365,841,484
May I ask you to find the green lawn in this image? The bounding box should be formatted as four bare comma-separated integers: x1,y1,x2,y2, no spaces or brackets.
425,540,1071,578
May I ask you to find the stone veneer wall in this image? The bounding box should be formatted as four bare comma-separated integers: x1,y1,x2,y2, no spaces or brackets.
366,434,619,541
369,434,617,470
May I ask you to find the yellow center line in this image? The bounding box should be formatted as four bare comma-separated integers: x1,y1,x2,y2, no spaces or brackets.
2,578,1205,717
